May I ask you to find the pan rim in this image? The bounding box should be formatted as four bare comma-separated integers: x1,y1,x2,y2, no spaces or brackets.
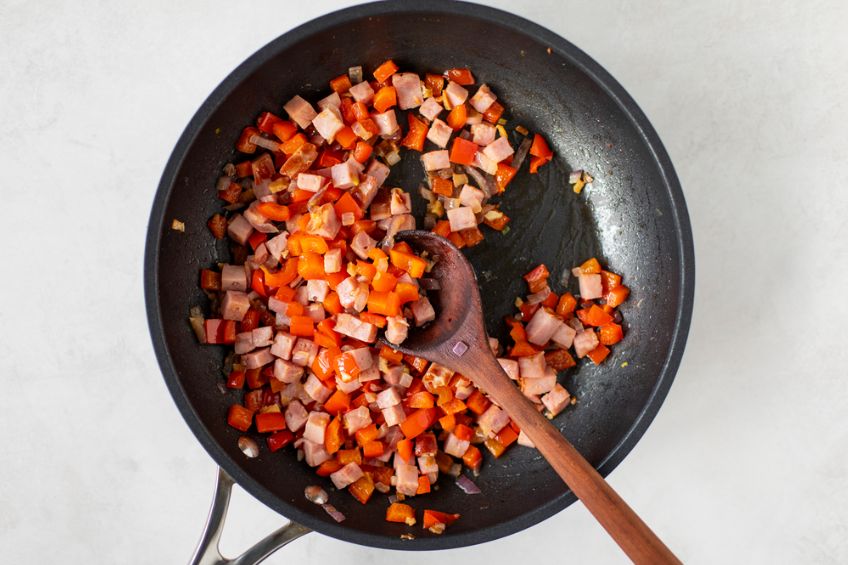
144,0,694,551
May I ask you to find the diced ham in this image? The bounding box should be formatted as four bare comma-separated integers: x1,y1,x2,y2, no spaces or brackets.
542,384,571,417
473,150,498,174
518,351,546,380
302,439,332,467
447,206,477,232
477,404,510,437
471,123,496,146
384,214,415,240
573,330,600,358
381,365,404,386
323,248,342,274
235,332,254,355
365,161,390,187
303,373,332,403
354,174,379,208
336,276,368,311
297,172,326,192
392,73,423,110
521,372,557,396
526,307,562,346
382,404,406,427
385,316,408,345
226,214,253,245
335,375,362,394
295,284,309,306
271,332,297,360
426,118,453,148
497,358,520,380
330,462,364,489
334,313,378,343
244,201,278,234
343,405,372,434
443,432,470,457
373,110,399,137
311,108,344,142
458,184,484,212
291,338,318,367
317,91,341,110
469,84,497,113
422,362,454,392
419,97,443,121
304,303,325,322
306,280,329,303
265,232,288,262
308,203,340,240
303,411,330,444
489,337,500,355
417,454,438,476
283,95,317,129
221,291,250,321
389,189,412,215
284,400,308,432
517,430,536,448
251,326,274,348
351,230,377,260
274,358,304,383
421,150,450,171
331,160,359,189
411,296,436,327
482,136,514,163
550,322,577,349
221,264,247,291
347,347,374,372
578,274,603,300
376,387,402,409
349,80,374,104
358,365,380,382
444,81,469,107
267,296,287,315
394,462,419,496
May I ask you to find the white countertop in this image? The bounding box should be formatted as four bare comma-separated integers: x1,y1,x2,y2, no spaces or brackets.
2,1,847,563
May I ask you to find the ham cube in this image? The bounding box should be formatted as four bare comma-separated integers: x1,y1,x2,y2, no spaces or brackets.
283,95,317,129
226,214,253,246
411,296,436,327
443,432,470,457
473,150,498,174
573,330,600,358
349,80,374,103
394,462,419,496
291,338,318,367
302,439,332,467
526,307,562,346
234,332,254,355
304,303,325,322
221,264,247,291
323,248,343,274
330,462,364,490
541,384,571,417
482,136,514,163
285,400,308,432
392,72,423,110
306,279,329,302
351,230,377,260
271,332,297,360
331,160,359,189
458,184,485,212
301,411,329,445
309,203,340,240
354,174,379,208
347,347,374,372
517,430,536,448
358,365,380,383
274,358,304,383
578,274,603,300
418,455,439,476
251,326,274,348
296,172,326,192
311,108,344,142
471,123,496,146
336,276,367,310
551,323,577,349
419,97,443,121
334,313,378,343
497,358,520,380
518,351,546,380
422,362,454,392
426,118,453,148
376,387,402,409
447,206,477,232
221,291,250,321
382,404,407,427
444,81,469,107
365,160,390,187
521,371,557,396
343,405,372,434
373,110,399,136
389,189,412,215
303,374,332,404
317,91,341,110
421,150,450,171
385,316,409,345
265,232,288,262
469,84,497,113
477,404,510,437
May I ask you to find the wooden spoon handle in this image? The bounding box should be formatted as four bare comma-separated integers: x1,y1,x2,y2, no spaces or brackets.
470,354,681,565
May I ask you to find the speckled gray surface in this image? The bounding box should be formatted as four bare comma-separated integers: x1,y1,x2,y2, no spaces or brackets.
2,0,847,563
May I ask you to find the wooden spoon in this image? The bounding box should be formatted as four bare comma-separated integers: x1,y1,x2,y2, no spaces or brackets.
383,231,680,565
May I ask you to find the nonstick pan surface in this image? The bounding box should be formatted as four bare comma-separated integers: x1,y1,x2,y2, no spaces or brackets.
145,0,694,551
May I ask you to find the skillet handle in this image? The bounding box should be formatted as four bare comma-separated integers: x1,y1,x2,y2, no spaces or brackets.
189,468,311,565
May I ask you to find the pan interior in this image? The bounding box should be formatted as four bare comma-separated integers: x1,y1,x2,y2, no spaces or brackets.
148,2,690,550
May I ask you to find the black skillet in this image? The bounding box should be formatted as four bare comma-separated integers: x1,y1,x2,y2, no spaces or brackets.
144,1,694,561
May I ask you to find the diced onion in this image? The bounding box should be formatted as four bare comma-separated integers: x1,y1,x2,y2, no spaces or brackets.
322,503,346,523
456,475,481,494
